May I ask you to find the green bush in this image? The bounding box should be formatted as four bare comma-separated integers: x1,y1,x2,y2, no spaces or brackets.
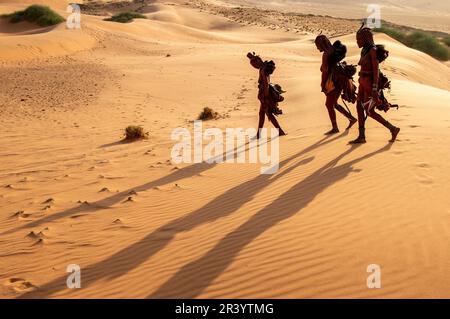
374,26,406,43
405,32,450,61
6,5,65,27
104,12,147,23
124,126,148,141
374,26,450,61
443,36,450,47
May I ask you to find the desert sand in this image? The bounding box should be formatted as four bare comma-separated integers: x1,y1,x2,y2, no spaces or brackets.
1,0,450,298
228,0,450,33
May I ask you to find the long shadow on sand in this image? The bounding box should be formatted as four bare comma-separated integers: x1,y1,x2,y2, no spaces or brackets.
147,143,392,298
5,139,268,235
19,133,347,298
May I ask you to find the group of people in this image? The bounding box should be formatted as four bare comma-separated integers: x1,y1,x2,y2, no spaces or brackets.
248,24,401,144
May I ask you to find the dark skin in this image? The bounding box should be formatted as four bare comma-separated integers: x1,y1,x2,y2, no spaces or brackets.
316,41,356,134
316,43,330,93
357,41,381,104
258,67,270,101
256,64,286,139
352,35,400,143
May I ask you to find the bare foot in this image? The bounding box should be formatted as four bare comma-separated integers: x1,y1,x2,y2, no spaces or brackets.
349,136,366,144
325,128,339,135
390,127,400,143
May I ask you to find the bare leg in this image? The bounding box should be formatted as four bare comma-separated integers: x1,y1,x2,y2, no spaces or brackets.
335,104,357,130
267,113,286,136
369,109,400,142
257,105,266,139
349,100,367,144
325,90,339,134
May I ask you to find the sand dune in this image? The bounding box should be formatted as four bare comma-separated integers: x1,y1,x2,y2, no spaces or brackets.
227,0,450,33
0,0,70,9
0,2,96,61
0,18,55,35
1,0,450,299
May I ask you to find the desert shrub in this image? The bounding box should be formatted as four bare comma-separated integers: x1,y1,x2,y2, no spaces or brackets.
124,125,148,140
374,27,450,61
408,32,449,60
443,36,450,47
104,12,147,23
6,5,65,27
374,26,406,43
198,107,219,121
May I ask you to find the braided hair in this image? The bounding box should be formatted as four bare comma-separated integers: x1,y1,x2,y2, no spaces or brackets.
315,34,332,53
357,22,375,56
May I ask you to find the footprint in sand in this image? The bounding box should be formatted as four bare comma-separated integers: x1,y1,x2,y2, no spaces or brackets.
418,177,434,186
106,218,132,230
113,218,123,224
19,177,32,183
26,228,49,241
123,196,135,203
416,162,431,169
12,211,33,220
415,162,433,185
165,159,173,166
42,198,55,205
4,278,37,293
41,198,55,211
32,238,47,246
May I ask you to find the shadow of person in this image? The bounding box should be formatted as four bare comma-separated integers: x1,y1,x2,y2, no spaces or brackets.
5,140,268,236
2,162,214,236
18,134,346,298
147,143,392,298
